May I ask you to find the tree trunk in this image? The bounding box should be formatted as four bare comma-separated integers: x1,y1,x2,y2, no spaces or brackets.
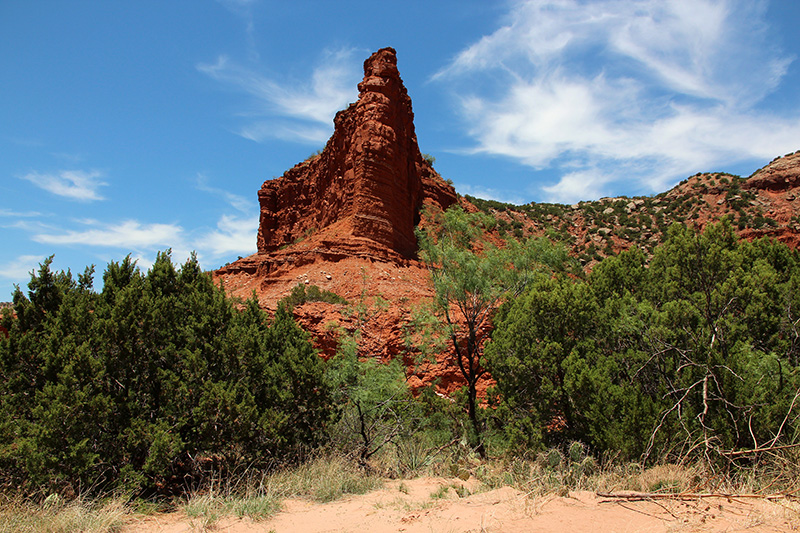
467,380,486,458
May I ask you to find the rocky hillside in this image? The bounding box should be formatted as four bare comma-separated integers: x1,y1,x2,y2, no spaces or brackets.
467,151,800,268
215,47,800,396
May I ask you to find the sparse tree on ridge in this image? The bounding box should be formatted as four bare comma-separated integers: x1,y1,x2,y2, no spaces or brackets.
415,205,573,456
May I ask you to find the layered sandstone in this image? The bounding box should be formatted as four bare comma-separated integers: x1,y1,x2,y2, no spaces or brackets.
255,47,455,260
216,47,456,307
214,49,463,392
216,47,457,304
739,150,800,248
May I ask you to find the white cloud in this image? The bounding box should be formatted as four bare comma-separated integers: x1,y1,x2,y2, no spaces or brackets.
456,183,526,205
33,220,183,249
0,255,43,283
540,168,613,204
198,48,361,143
215,0,260,61
193,173,258,258
15,175,256,274
238,121,334,145
196,214,258,258
195,173,252,214
437,0,800,203
0,209,42,218
21,170,107,201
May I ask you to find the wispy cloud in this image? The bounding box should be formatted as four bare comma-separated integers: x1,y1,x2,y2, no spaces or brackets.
21,170,107,201
8,209,251,284
198,48,361,143
33,219,182,249
0,209,42,218
216,0,260,60
194,173,258,259
196,214,258,258
436,0,800,203
0,255,43,284
195,173,252,214
456,183,527,205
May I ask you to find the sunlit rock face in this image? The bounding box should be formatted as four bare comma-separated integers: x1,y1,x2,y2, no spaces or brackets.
213,49,465,396
256,47,456,260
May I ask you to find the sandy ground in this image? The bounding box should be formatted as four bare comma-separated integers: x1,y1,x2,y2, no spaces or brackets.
121,477,800,533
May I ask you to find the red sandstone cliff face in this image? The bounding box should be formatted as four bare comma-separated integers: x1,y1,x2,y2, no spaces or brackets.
738,151,800,248
216,46,457,310
255,47,455,260
745,151,800,191
215,48,463,394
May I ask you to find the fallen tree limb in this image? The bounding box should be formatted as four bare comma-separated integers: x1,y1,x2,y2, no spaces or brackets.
596,491,797,502
722,442,800,458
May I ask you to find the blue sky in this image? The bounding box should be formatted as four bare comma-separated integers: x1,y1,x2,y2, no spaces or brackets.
2,0,800,298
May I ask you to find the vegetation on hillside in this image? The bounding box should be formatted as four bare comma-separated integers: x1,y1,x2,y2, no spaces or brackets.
464,171,790,266
1,209,798,510
486,220,800,465
0,252,331,496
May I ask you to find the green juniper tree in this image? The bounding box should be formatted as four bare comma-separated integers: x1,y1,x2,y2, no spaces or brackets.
0,252,332,495
415,205,573,456
486,220,800,464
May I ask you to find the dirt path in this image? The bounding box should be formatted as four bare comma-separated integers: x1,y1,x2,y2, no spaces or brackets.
122,477,799,532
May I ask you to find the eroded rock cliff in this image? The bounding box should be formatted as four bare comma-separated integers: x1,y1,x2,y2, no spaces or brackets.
215,48,467,393
215,46,800,398
255,47,455,260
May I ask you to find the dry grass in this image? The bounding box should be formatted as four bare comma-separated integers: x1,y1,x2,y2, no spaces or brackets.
267,453,383,503
177,453,383,529
0,494,128,533
0,453,380,533
3,447,797,532
451,443,800,502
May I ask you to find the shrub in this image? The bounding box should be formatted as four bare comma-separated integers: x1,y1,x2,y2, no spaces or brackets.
279,283,348,310
0,253,332,495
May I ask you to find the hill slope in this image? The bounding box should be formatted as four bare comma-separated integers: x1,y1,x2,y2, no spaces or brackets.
467,150,800,269
214,47,800,396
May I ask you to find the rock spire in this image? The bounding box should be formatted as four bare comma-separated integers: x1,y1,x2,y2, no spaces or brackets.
256,47,456,259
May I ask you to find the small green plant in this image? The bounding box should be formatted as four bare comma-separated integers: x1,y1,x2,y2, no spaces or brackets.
183,494,223,529
452,483,470,498
279,283,349,310
231,495,281,520
546,448,564,469
430,485,450,500
305,148,323,161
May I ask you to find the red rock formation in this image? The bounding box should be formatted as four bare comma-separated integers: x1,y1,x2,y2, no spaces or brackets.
739,151,800,248
217,47,456,311
255,47,455,260
744,151,800,191
215,48,462,393
215,44,799,400
216,47,457,301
